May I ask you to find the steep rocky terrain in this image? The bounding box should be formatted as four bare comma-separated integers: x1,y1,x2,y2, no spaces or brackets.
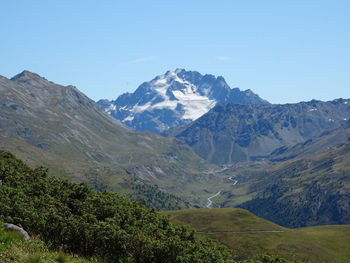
165,100,350,164
98,69,268,133
268,119,350,162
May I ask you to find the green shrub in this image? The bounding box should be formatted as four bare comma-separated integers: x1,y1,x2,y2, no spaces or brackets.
25,254,42,263
56,253,67,263
0,151,230,262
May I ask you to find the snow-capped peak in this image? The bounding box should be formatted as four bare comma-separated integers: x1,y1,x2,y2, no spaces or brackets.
125,69,217,122
97,69,268,133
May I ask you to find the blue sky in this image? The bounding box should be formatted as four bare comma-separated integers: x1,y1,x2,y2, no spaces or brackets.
1,0,349,103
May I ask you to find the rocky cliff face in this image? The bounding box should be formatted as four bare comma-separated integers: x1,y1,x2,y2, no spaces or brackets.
164,99,350,164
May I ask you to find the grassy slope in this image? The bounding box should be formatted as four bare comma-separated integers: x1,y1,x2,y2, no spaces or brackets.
0,131,98,182
163,208,350,263
0,133,191,210
0,130,224,207
0,225,98,263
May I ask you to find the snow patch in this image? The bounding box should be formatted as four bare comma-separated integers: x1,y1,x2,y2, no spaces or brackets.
154,77,167,85
123,115,134,122
120,70,217,121
308,108,317,112
119,106,128,110
107,104,117,112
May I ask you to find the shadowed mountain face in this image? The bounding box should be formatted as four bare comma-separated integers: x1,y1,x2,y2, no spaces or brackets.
237,139,350,228
267,119,350,162
164,100,350,164
98,69,269,133
0,70,216,201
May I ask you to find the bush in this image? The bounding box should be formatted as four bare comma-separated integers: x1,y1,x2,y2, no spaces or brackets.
0,151,230,262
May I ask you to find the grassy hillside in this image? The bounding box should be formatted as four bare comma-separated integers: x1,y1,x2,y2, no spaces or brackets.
164,208,350,263
0,150,230,262
0,132,190,211
0,224,98,262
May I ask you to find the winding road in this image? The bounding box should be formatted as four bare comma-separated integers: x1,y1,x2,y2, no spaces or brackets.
206,191,222,208
228,177,238,185
206,177,238,208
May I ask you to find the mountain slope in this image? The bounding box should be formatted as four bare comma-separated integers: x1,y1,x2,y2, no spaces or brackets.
164,208,350,263
0,71,218,204
210,139,350,228
268,119,350,162
237,140,350,227
165,99,350,164
98,69,268,133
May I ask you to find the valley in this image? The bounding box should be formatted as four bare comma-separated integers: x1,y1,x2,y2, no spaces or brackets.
2,2,350,262
0,69,349,262
1,70,350,224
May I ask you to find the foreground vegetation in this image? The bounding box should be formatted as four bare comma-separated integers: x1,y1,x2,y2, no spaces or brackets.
0,151,230,262
0,223,303,263
1,150,345,262
0,225,97,263
164,208,350,263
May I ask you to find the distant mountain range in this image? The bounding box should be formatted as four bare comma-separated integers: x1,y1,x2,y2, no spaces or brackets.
1,69,350,229
164,99,350,164
98,69,269,133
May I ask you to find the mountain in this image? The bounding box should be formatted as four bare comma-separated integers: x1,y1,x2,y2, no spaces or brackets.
3,70,350,229
0,70,219,205
164,99,350,164
268,119,350,162
235,139,350,228
97,69,269,133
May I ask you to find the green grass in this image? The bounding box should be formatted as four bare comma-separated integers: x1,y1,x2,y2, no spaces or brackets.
0,224,98,263
162,208,350,263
